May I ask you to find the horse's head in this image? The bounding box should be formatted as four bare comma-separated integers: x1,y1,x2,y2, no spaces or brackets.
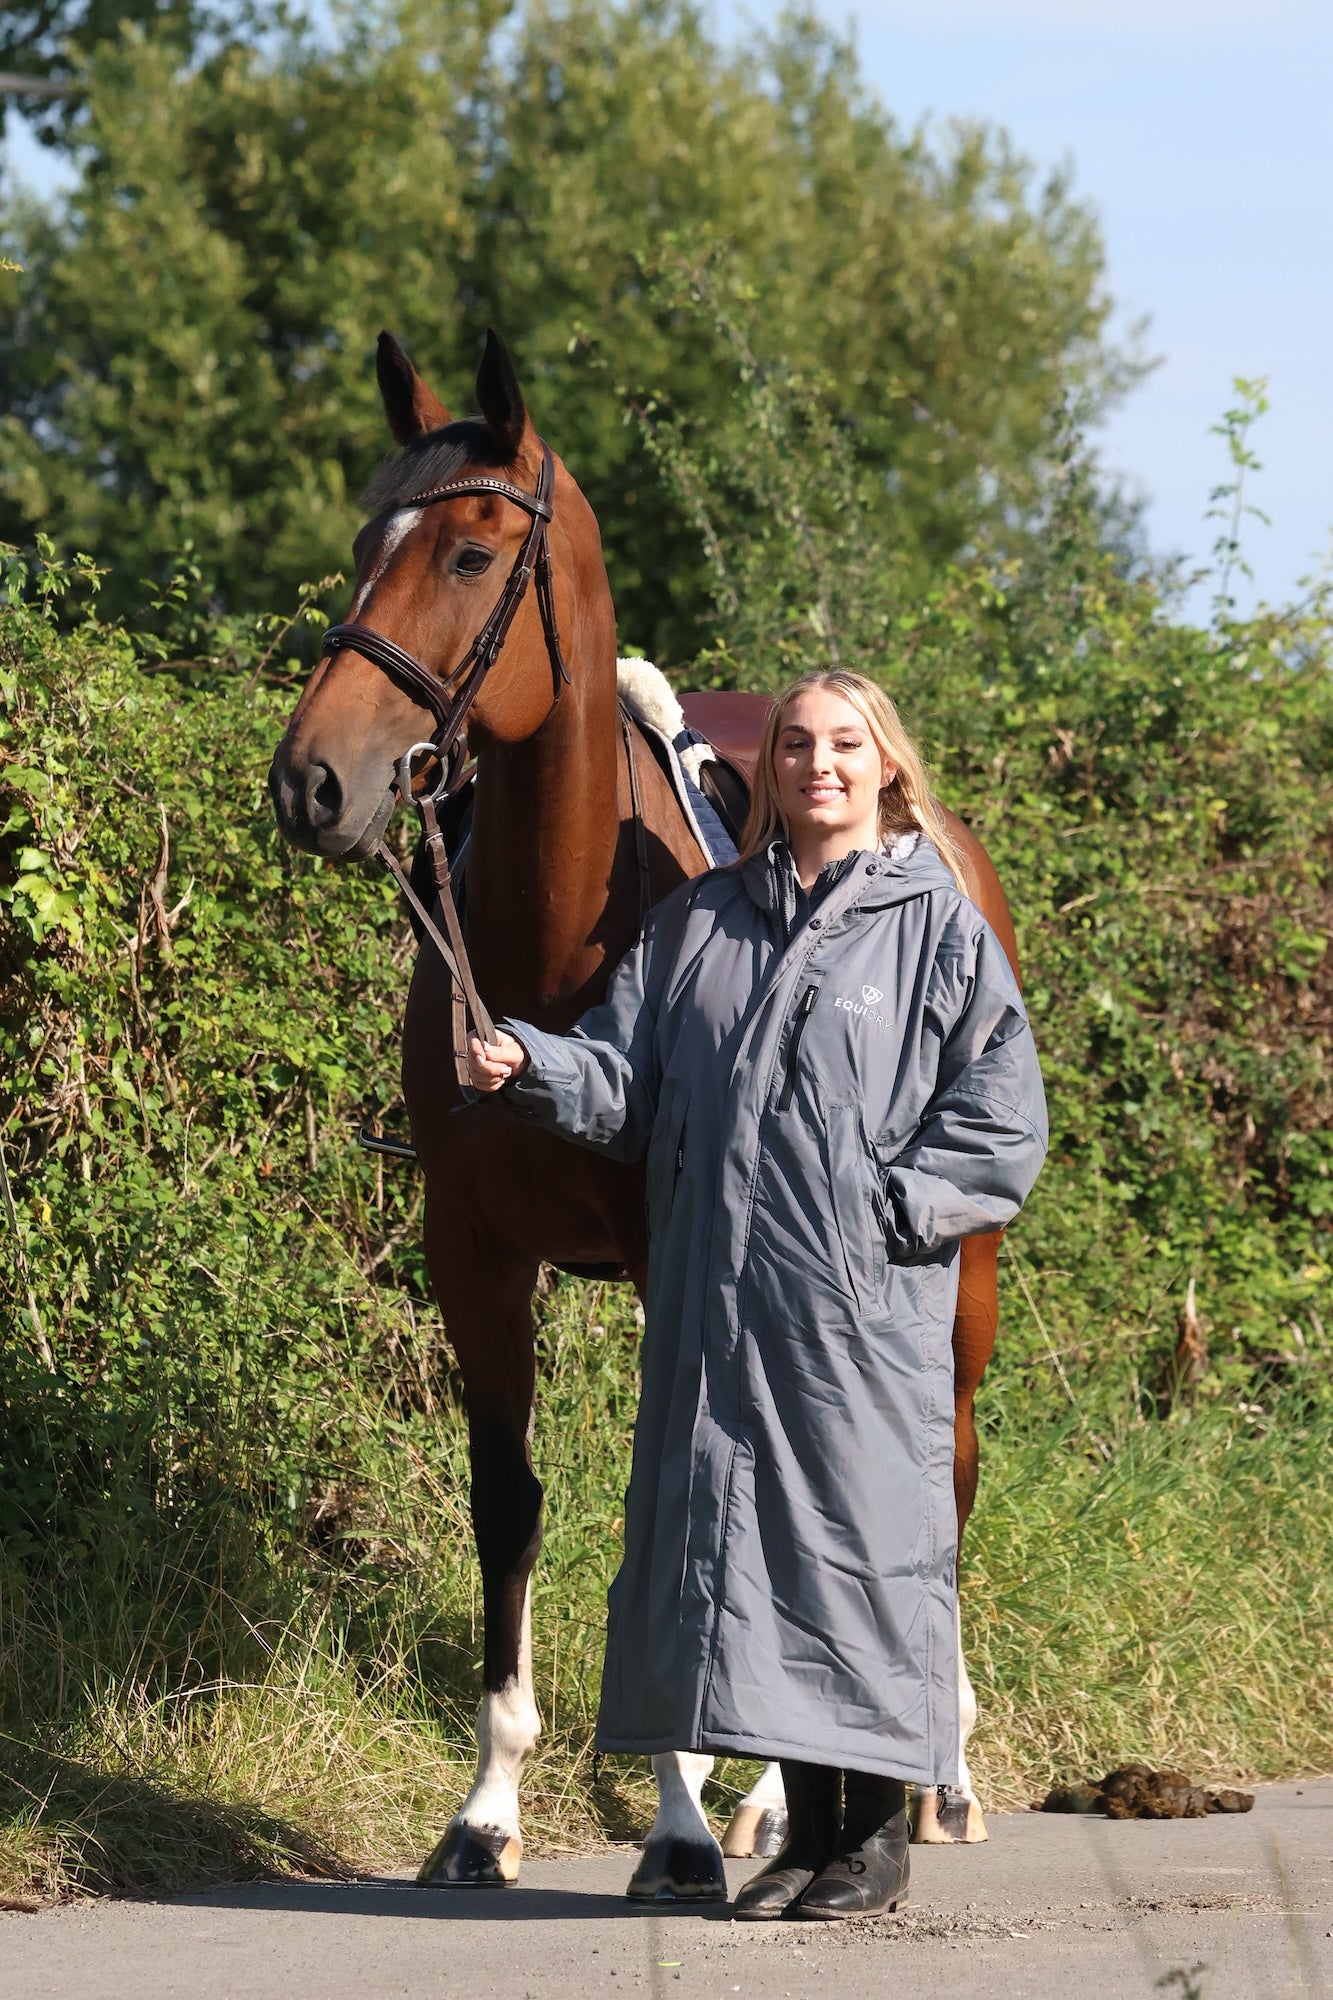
269,329,578,858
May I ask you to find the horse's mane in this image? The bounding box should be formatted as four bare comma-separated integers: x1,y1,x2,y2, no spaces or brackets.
360,420,511,513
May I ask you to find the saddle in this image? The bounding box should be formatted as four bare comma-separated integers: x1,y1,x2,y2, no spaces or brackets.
678,690,772,786
676,690,772,848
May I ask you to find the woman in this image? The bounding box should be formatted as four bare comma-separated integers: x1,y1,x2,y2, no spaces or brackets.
467,670,1047,1921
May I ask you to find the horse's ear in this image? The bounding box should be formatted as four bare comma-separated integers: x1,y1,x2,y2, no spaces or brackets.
475,327,529,460
377,331,452,443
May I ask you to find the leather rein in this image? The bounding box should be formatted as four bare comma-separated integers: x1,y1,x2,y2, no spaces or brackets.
319,440,571,1088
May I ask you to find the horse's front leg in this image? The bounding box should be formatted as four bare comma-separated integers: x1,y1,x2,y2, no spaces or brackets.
419,1248,545,1887
627,1753,727,1901
613,1258,726,1904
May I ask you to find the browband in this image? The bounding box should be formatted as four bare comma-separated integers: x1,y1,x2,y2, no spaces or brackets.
402,473,553,519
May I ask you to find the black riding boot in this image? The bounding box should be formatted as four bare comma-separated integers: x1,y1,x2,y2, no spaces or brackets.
797,1770,910,1920
731,1761,842,1921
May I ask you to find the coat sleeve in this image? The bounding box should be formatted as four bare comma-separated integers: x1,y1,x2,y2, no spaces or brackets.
880,919,1048,1260
494,913,665,1163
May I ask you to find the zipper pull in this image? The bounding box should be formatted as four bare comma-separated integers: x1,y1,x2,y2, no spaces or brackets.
778,987,818,1111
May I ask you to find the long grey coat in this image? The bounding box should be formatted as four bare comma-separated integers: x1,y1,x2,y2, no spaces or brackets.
500,837,1047,1783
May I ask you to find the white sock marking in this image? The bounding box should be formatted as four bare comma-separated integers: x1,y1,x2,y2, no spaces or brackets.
647,1751,720,1850
957,1605,978,1800
738,1760,787,1813
455,1581,540,1845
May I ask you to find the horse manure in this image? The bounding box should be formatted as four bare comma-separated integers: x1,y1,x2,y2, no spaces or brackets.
1033,1765,1254,1819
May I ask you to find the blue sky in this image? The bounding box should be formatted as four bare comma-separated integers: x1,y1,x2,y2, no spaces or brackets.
733,0,1332,614
5,0,1330,615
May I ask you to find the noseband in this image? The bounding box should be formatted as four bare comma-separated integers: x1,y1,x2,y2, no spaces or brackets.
319,438,572,1090
320,438,571,788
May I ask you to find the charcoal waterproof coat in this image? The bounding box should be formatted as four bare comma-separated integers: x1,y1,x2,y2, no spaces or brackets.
500,837,1047,1783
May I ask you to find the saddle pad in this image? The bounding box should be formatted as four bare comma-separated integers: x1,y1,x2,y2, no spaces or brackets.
616,659,740,869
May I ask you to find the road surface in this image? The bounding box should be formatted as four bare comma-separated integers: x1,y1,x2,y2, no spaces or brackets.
2,1781,1329,1998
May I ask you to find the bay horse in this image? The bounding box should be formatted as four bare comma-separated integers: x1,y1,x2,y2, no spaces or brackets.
268,328,1017,1891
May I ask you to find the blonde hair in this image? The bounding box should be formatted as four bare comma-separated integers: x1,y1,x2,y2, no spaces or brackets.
735,669,969,893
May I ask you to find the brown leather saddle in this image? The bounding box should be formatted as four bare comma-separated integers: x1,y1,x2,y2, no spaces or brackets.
678,689,774,847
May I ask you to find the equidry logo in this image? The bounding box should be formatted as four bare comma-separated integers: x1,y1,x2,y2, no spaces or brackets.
834,987,892,1033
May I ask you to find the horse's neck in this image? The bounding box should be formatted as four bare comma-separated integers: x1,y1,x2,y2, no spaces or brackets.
464,668,625,1027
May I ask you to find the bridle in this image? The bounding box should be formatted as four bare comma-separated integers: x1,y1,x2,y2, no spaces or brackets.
319,439,571,1088
321,438,570,792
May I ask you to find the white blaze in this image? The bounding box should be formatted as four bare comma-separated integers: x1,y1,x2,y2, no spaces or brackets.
348,506,423,619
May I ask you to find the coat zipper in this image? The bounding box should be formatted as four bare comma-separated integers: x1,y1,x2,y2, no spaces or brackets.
777,985,818,1111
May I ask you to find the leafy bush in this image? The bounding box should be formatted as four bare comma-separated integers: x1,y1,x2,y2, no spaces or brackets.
0,543,429,1577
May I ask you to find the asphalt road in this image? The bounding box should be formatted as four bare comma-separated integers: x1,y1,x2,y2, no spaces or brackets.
2,1782,1329,1999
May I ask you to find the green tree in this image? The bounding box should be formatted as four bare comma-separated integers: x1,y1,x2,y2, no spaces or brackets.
0,0,1139,657
0,0,211,140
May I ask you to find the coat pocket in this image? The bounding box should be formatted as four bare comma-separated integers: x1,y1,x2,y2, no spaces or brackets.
645,1075,689,1232
823,1101,887,1315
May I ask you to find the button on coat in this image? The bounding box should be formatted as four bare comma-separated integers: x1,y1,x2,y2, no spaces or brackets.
500,838,1047,1784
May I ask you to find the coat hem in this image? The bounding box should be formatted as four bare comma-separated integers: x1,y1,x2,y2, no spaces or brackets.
594,1726,948,1789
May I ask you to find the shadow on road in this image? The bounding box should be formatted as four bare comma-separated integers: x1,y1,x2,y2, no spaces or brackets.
180,1879,738,1923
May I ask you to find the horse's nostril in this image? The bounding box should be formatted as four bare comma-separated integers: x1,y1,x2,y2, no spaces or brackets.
308,763,342,828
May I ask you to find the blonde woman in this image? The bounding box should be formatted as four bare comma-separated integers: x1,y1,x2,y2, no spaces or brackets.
468,670,1046,1920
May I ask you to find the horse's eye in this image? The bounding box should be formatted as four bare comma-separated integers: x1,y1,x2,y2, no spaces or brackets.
455,546,494,576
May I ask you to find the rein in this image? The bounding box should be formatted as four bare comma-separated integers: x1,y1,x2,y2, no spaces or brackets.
320,439,571,1087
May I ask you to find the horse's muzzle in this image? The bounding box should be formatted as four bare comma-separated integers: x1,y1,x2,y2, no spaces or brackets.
268,752,395,860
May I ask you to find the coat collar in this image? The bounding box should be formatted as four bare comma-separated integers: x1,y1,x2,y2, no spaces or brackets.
739,833,958,923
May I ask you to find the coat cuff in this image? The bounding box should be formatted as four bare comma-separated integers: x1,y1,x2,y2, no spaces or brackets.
495,1016,577,1126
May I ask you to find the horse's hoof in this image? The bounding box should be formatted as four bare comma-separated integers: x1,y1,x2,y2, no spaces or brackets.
417,1820,521,1885
721,1803,788,1859
626,1836,727,1901
912,1785,988,1845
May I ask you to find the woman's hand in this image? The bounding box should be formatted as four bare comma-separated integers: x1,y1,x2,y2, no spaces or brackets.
466,1029,530,1092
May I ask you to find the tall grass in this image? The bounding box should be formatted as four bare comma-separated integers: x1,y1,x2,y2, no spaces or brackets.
3,1273,1329,1905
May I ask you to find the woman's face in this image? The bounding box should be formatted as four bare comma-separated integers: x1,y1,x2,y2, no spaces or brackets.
772,688,897,850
